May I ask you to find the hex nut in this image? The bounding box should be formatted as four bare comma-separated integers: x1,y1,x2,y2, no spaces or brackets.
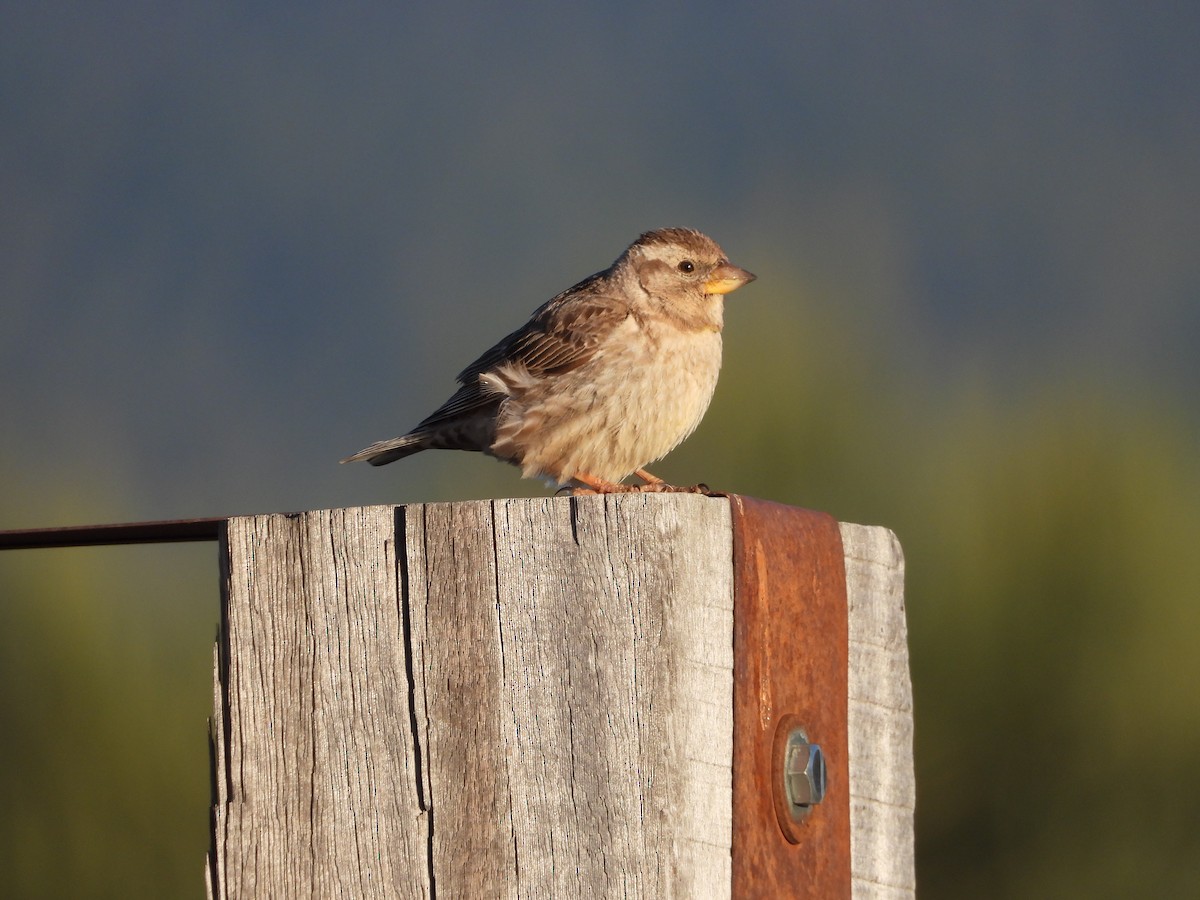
784,733,826,809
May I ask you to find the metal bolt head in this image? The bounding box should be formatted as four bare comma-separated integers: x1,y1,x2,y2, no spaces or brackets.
783,729,826,817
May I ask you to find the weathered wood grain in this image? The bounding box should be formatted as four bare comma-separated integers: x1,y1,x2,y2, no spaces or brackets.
405,495,735,897
208,499,911,899
841,524,915,899
210,507,426,899
210,495,734,899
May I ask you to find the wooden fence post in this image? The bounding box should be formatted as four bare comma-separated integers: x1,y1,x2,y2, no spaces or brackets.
206,495,912,898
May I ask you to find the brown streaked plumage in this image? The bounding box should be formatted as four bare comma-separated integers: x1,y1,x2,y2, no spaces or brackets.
341,227,755,493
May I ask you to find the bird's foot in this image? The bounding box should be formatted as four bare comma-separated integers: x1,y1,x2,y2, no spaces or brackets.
568,473,638,495
631,468,718,494
568,469,720,496
631,481,717,494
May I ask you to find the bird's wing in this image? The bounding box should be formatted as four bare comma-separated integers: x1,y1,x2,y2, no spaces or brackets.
456,274,632,382
412,276,631,433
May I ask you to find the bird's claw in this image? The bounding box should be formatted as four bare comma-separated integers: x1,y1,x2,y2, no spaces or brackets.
569,481,718,496
633,481,718,495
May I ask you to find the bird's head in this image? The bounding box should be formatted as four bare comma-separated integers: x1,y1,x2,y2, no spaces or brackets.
622,227,756,303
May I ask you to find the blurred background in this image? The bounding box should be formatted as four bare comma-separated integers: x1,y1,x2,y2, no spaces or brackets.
2,3,1198,896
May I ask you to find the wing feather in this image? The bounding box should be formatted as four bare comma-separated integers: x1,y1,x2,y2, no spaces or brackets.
455,272,631,383
412,273,632,433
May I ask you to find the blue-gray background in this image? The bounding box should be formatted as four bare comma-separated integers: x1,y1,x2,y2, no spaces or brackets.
3,4,1198,896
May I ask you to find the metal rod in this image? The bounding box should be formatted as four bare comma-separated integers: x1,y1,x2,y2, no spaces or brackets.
0,517,226,550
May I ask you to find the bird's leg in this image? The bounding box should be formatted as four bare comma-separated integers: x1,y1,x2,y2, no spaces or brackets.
634,468,666,485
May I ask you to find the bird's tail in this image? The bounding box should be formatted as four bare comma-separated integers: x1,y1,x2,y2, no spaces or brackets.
340,433,428,466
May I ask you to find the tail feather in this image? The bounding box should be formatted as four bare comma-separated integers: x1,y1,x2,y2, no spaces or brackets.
340,433,427,466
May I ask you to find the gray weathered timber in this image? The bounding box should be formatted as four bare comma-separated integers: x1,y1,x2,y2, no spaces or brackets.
208,498,911,899
210,506,424,898
842,524,915,900
209,495,735,899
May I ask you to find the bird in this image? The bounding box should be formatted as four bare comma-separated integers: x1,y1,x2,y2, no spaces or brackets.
341,227,755,493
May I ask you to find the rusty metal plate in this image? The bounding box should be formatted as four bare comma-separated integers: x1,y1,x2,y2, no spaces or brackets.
729,496,851,898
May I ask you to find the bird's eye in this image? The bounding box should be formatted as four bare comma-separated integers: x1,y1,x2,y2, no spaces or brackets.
677,260,695,273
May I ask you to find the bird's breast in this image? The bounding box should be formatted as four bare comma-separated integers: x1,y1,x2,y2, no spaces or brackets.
487,312,725,484
620,318,723,447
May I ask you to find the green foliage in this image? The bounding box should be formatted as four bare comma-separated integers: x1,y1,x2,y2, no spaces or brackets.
0,502,216,899
907,390,1200,898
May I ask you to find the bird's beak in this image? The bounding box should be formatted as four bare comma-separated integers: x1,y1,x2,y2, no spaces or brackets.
704,264,756,295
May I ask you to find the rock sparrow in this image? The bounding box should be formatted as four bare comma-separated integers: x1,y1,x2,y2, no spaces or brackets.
342,227,755,493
